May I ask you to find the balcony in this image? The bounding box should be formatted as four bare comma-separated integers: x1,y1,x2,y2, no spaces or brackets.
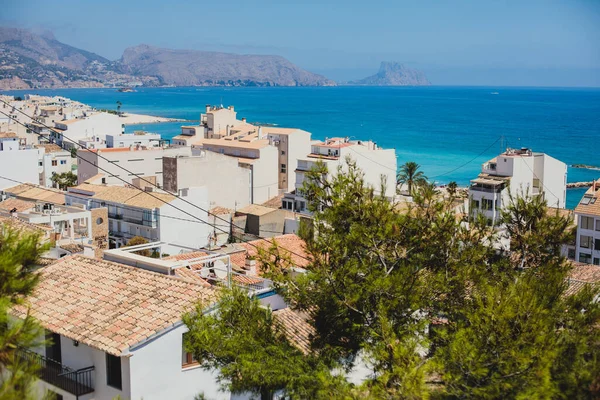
108,213,123,220
18,349,94,396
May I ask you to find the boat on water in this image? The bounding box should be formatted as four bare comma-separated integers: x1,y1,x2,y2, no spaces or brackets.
490,92,499,95
117,87,136,93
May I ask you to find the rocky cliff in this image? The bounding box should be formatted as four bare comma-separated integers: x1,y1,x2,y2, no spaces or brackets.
351,62,431,86
119,45,335,87
0,27,335,89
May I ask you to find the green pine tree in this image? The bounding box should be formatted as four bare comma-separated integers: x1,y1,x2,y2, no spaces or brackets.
0,226,49,399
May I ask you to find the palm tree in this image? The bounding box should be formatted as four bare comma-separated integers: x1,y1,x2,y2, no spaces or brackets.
396,161,427,194
447,181,458,197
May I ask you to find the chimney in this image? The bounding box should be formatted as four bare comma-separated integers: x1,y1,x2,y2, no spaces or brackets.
242,117,247,123
244,258,257,276
258,126,263,139
205,104,211,113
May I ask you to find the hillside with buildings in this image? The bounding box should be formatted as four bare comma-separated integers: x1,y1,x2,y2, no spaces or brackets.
0,27,335,89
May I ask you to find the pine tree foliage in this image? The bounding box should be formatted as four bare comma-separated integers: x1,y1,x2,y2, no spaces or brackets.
184,159,600,399
0,226,49,399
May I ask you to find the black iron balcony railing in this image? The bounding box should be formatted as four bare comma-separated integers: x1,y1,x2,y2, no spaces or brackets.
18,349,95,396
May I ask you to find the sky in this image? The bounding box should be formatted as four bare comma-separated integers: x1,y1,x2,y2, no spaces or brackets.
2,0,600,86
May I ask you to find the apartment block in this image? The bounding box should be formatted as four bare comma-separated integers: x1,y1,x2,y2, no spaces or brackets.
282,137,397,214
162,148,252,210
0,132,39,189
469,148,567,225
574,179,600,265
52,112,124,149
66,182,210,253
106,131,162,148
172,105,242,146
77,146,192,187
35,143,74,187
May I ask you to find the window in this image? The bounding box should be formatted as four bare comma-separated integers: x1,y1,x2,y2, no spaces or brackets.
182,333,198,368
596,219,600,231
482,199,494,210
60,160,67,165
595,239,600,251
581,216,594,230
594,258,600,266
281,164,286,173
580,235,592,249
568,248,576,260
281,150,286,155
106,353,122,389
471,200,480,210
51,160,57,166
579,253,592,264
45,331,61,363
38,161,42,166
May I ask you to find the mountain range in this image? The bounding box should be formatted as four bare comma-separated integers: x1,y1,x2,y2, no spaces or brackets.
0,27,430,90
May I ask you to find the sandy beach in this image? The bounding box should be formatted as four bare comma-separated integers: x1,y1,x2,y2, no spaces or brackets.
119,112,186,125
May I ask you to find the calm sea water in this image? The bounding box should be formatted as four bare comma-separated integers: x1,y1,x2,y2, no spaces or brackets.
5,86,600,209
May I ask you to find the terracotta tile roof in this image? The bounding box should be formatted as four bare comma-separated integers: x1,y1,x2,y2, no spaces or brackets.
70,183,176,209
273,308,314,355
3,184,65,205
209,206,233,215
565,261,600,296
12,255,219,356
0,132,17,138
237,234,310,269
59,242,84,254
35,143,65,153
0,198,35,213
261,193,284,209
0,215,52,235
574,180,600,217
237,204,277,216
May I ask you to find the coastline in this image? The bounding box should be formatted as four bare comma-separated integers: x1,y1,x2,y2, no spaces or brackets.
119,113,187,125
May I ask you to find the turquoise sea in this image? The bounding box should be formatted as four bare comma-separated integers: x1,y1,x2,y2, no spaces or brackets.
4,86,600,209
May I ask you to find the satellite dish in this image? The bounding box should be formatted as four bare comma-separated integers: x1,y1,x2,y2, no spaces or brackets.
199,267,210,278
214,260,227,279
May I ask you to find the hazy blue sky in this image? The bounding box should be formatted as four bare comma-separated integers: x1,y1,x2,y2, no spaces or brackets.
2,0,599,86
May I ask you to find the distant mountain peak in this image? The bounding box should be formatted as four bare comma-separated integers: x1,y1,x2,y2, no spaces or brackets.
0,27,336,89
350,62,431,86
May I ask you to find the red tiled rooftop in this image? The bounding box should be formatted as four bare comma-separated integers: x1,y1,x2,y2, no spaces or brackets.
12,255,219,355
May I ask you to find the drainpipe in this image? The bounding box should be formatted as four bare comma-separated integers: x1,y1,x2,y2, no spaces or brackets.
250,166,254,204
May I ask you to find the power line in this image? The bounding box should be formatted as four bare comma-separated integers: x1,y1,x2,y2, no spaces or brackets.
0,100,289,237
429,136,501,179
0,105,311,261
0,174,289,235
0,100,240,225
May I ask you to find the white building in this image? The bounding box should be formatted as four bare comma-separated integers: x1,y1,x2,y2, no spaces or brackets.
0,132,39,190
66,182,210,253
53,112,124,150
77,146,192,187
469,148,567,225
172,105,243,146
163,148,252,210
574,179,600,265
282,137,397,214
106,131,162,149
12,255,224,400
172,105,312,201
35,144,74,188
